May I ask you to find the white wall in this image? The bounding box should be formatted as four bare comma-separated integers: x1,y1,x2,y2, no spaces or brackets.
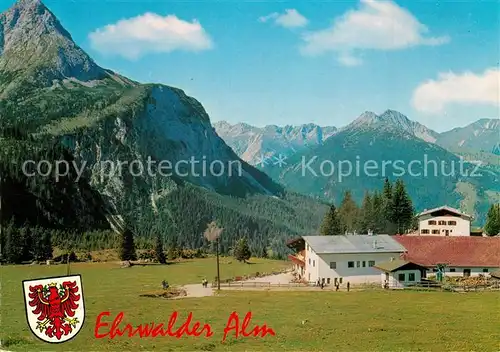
418,214,470,236
304,247,403,284
383,270,421,288
427,267,498,277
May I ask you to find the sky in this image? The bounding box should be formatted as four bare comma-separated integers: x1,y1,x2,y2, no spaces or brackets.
2,0,499,132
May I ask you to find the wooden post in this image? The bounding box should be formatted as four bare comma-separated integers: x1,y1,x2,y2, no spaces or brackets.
66,249,71,276
216,236,220,291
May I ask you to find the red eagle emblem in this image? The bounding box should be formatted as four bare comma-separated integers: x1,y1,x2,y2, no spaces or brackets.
23,275,85,343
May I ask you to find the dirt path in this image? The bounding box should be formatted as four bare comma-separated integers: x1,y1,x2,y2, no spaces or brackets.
177,283,214,298
178,272,293,298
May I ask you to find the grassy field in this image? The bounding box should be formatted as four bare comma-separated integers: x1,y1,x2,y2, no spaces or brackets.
1,258,498,352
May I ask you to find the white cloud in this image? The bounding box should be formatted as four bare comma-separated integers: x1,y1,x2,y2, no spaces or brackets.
259,9,308,28
89,13,213,59
300,0,449,66
412,68,500,113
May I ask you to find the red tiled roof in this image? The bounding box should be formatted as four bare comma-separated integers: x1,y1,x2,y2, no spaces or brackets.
394,236,500,268
288,254,305,266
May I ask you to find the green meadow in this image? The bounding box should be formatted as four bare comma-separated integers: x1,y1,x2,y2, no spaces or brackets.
0,259,498,352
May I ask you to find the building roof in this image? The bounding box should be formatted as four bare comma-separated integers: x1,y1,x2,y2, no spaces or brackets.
394,236,500,268
288,254,305,266
302,235,406,254
416,205,472,219
286,237,305,252
373,259,427,272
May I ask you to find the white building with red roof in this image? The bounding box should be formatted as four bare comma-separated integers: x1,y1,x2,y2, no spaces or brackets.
394,236,500,277
415,205,473,236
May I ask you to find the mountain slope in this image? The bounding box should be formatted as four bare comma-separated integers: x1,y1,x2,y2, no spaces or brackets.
437,118,500,154
214,121,337,165
0,0,326,256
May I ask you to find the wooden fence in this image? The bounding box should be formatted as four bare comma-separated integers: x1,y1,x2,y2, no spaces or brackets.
211,281,317,288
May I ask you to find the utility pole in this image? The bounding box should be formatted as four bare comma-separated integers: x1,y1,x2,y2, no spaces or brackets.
216,236,220,291
203,221,223,291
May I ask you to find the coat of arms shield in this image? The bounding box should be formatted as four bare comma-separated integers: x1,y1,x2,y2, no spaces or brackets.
22,274,85,343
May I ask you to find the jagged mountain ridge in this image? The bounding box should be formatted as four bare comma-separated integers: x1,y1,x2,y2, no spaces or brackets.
213,121,337,165
0,0,326,254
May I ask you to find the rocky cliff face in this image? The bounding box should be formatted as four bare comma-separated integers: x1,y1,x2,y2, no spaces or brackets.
214,121,337,165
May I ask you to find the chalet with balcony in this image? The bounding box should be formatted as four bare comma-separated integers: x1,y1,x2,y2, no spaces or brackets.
416,205,472,236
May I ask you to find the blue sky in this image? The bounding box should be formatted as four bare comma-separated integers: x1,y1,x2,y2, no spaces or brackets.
2,0,499,131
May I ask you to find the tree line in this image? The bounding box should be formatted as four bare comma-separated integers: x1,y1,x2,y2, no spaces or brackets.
319,178,416,236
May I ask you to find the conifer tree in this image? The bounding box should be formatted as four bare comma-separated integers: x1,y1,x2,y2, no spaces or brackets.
319,204,342,235
5,220,22,263
42,230,53,260
234,237,251,262
359,192,375,233
484,203,500,236
154,233,166,264
390,179,414,234
119,228,137,261
338,191,359,233
371,191,385,233
382,178,397,233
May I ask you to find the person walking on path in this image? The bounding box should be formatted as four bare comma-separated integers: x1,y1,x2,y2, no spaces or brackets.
347,282,350,292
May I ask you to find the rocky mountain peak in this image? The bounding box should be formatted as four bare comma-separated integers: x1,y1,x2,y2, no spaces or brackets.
0,0,108,83
345,110,439,143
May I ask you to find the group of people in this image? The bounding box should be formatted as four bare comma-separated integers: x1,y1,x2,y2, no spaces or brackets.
202,278,209,288
316,279,350,292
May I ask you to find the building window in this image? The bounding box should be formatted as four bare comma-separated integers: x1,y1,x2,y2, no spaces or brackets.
450,268,455,272
438,220,447,225
362,261,366,267
356,261,361,268
348,261,354,268
421,229,430,234
308,259,311,265
428,220,436,225
432,268,437,272
408,273,415,281
483,268,488,273
463,269,471,277
448,221,457,225
313,260,315,267
398,273,405,281
330,262,336,269
432,230,440,234
368,260,375,267
306,245,309,251
327,278,331,284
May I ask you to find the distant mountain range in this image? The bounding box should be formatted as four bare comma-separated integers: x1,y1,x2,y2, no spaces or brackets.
215,113,499,166
215,111,500,224
213,121,337,164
